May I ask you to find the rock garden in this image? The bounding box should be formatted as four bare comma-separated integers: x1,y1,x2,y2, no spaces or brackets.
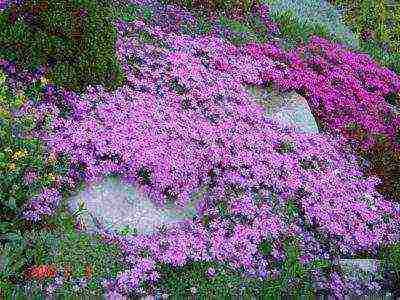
0,0,400,298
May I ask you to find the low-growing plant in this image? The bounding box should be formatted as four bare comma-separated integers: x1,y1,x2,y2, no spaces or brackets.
329,0,400,74
1,211,126,297
377,241,400,297
153,235,320,298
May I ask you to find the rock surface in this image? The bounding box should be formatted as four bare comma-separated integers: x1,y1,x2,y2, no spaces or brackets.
245,84,320,134
67,176,206,237
262,0,359,50
338,259,394,299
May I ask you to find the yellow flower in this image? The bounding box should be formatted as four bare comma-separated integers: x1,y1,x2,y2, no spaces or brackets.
48,173,57,182
12,149,27,160
0,107,10,119
0,70,6,83
8,163,16,171
40,76,50,85
15,94,27,106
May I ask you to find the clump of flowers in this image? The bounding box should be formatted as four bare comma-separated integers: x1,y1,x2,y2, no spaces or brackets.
25,264,57,280
15,11,399,298
21,187,62,222
5,2,400,297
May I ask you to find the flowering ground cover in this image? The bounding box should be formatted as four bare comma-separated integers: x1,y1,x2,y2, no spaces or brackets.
1,0,400,298
328,0,400,75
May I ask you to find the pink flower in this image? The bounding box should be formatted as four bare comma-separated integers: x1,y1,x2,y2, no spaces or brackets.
23,169,38,185
206,267,216,277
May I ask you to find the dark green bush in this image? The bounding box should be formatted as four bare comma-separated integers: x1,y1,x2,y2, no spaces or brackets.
0,0,126,95
159,0,261,20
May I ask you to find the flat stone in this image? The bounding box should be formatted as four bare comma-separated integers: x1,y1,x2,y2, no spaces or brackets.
67,176,207,237
339,258,380,274
245,84,320,134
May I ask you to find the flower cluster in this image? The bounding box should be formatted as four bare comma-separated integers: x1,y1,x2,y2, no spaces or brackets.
242,37,400,153
15,14,398,297
0,0,24,12
8,2,400,297
25,264,57,280
21,187,62,222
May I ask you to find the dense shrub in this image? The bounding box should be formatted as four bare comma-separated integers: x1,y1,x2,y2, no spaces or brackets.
0,0,126,94
159,0,261,20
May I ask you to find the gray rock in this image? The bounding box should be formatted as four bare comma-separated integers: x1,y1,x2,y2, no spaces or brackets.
245,84,320,134
67,176,207,237
388,103,400,117
337,259,390,298
262,0,359,50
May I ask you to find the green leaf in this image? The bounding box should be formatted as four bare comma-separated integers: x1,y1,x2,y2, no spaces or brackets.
5,197,17,211
0,221,13,233
0,70,6,84
142,8,153,21
308,258,331,270
121,4,140,22
258,239,273,257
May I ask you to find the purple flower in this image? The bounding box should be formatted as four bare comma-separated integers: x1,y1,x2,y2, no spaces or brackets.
19,12,400,298
206,267,216,277
23,169,38,185
21,188,62,222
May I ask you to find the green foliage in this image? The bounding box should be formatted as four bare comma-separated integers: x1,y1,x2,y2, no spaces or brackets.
142,7,153,22
0,0,126,95
330,0,400,74
274,237,316,297
270,9,335,49
114,3,141,22
258,239,273,256
154,260,247,298
138,29,156,44
51,229,125,295
0,95,71,222
276,140,296,154
152,235,320,298
284,199,300,220
1,211,125,297
0,76,78,295
196,15,213,34
377,240,400,290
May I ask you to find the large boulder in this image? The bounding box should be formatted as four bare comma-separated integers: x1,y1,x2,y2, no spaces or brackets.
67,176,207,237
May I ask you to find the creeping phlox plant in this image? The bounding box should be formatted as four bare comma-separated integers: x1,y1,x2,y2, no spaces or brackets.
11,10,400,297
